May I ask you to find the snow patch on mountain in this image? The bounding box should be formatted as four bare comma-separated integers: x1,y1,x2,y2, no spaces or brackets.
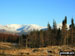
0,24,69,34
0,24,45,34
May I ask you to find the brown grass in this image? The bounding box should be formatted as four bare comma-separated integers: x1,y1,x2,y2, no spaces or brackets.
0,42,75,56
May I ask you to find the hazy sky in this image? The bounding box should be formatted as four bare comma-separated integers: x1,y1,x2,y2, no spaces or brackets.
0,0,75,26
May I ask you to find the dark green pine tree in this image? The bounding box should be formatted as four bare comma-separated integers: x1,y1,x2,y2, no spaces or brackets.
70,18,75,45
52,20,57,45
48,22,51,30
47,22,52,46
62,16,68,45
72,18,74,26
39,30,44,47
64,16,67,25
53,20,57,30
56,28,61,45
35,31,40,48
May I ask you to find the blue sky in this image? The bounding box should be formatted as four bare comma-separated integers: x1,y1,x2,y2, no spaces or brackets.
0,0,75,26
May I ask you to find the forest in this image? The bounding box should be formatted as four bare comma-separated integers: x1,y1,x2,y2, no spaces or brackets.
0,16,75,48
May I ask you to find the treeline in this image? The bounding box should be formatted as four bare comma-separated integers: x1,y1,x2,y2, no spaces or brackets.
23,16,75,48
0,16,75,48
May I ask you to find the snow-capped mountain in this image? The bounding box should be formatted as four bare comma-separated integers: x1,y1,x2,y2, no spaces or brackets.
0,24,45,34
0,24,69,34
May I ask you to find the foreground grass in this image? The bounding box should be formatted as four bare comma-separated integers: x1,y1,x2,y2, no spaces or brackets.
0,42,75,56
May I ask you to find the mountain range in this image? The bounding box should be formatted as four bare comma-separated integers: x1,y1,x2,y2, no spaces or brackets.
0,24,69,34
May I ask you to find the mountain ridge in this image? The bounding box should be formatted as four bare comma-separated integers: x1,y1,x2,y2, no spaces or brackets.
0,24,69,34
0,24,45,34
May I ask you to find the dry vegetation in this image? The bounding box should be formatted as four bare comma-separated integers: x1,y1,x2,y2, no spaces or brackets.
0,42,75,56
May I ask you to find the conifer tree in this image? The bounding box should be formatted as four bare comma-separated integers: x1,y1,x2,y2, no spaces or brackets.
62,16,68,45
40,30,44,47
56,28,61,45
52,20,57,45
47,22,52,46
48,22,51,30
53,20,57,30
70,18,75,45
